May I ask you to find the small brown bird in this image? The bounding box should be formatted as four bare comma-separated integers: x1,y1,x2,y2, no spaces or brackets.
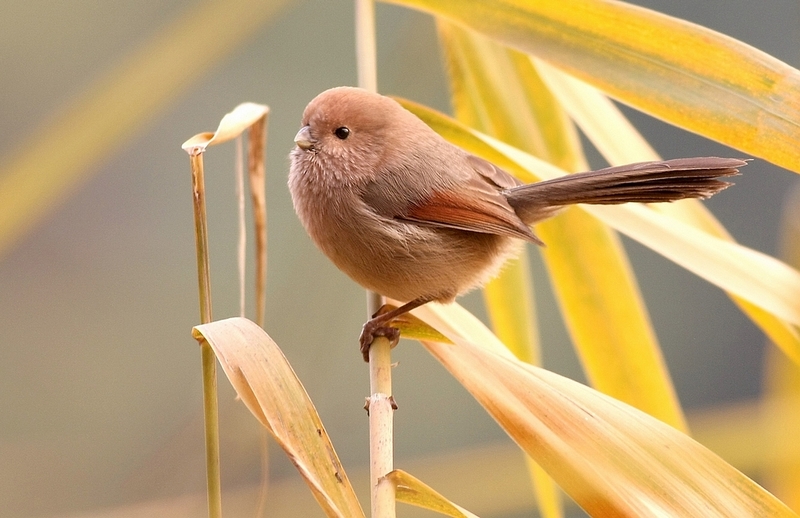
289,86,744,361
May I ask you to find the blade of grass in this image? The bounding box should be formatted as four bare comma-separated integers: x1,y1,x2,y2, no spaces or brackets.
236,136,247,318
383,0,800,172
534,60,800,368
193,317,366,518
436,22,687,429
481,254,539,364
491,133,800,337
183,102,269,518
438,21,583,172
245,111,270,516
438,23,564,516
408,302,798,517
388,470,480,517
761,185,800,510
438,20,551,370
247,113,269,327
538,208,687,427
391,305,794,503
183,148,220,518
397,100,800,361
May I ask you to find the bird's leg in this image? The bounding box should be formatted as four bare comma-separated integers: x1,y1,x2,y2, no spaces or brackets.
359,297,431,362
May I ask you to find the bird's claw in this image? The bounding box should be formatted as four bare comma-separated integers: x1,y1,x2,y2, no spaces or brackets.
359,322,400,362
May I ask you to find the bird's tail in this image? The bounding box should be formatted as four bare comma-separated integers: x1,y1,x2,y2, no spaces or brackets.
505,157,745,225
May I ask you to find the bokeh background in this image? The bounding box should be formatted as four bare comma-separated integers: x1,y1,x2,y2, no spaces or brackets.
1,1,798,516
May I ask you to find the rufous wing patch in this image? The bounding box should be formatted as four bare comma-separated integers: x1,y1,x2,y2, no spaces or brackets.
400,182,543,245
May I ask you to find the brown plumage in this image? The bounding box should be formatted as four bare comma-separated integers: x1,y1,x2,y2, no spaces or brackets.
289,86,745,360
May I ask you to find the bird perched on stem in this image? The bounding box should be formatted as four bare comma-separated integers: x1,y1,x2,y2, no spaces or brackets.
289,86,745,361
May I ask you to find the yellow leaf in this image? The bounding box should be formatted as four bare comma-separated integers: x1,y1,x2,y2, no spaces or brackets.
760,187,800,510
388,469,480,518
537,209,686,428
585,202,800,329
436,23,686,429
439,21,551,365
494,133,800,338
408,303,798,516
438,21,583,172
182,102,269,153
192,317,365,518
397,99,800,362
438,21,692,512
533,60,659,165
482,253,539,364
384,0,800,172
377,305,453,345
536,61,800,364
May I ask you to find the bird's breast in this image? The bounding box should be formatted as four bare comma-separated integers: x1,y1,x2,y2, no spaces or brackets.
288,159,520,303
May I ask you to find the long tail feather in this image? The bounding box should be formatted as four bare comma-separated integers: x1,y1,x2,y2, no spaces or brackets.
505,157,746,225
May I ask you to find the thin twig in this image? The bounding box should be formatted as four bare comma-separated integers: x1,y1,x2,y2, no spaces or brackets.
356,0,378,94
248,112,270,516
189,151,222,518
368,334,395,518
248,114,269,328
236,135,246,318
356,1,396,516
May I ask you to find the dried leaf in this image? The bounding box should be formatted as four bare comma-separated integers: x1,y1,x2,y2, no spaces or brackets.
192,317,365,518
535,61,800,365
399,101,800,361
386,0,800,172
388,469,481,518
408,303,797,516
182,103,269,153
437,24,686,428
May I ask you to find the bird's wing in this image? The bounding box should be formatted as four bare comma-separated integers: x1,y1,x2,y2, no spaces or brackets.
465,154,523,189
398,161,542,245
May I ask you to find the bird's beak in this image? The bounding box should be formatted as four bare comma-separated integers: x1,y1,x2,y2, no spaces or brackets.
294,125,315,151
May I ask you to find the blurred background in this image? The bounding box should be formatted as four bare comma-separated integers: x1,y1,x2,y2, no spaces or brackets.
0,1,798,516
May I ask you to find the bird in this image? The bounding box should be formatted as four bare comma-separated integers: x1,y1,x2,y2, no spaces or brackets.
288,86,745,361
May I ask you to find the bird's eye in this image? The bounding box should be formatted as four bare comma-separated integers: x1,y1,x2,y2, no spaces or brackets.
334,127,350,140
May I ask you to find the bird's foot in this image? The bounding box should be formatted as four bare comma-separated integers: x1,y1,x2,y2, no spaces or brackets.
359,318,400,362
